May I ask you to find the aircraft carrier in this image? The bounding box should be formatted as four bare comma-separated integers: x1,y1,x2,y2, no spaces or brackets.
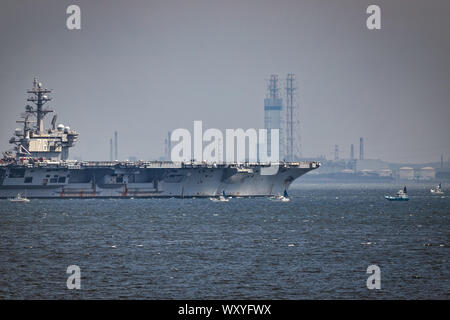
0,79,320,198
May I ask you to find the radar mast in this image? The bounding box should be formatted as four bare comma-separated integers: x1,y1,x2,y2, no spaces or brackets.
8,78,78,161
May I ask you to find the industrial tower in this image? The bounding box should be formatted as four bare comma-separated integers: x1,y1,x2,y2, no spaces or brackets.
264,75,283,159
114,131,118,160
165,131,172,160
359,137,364,160
110,138,113,161
284,74,302,161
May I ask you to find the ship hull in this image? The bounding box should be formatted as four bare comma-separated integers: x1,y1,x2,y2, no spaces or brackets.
0,162,318,198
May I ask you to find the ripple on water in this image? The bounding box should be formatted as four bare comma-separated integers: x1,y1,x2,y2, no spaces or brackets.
0,184,448,299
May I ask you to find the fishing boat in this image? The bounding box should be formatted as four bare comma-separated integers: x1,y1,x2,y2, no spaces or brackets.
385,186,409,201
430,183,444,195
9,193,30,203
269,189,290,202
210,190,229,202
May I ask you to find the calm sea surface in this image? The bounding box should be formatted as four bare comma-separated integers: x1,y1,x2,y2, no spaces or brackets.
0,183,448,299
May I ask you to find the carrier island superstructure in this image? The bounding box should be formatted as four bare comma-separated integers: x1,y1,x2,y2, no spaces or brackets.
0,79,319,198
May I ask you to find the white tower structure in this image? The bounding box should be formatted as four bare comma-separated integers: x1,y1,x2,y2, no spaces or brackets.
264,74,283,160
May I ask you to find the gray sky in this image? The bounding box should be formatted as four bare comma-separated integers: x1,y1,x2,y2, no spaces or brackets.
1,0,449,163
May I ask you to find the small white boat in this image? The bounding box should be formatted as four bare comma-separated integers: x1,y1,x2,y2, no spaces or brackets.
430,183,444,195
9,193,30,203
210,190,229,202
385,186,409,201
271,195,290,202
269,190,290,202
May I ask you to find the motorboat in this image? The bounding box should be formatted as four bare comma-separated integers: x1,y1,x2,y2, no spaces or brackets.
9,193,30,203
385,186,409,201
430,183,444,195
269,190,290,202
210,190,229,202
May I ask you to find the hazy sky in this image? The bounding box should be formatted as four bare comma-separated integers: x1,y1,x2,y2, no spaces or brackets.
1,0,449,163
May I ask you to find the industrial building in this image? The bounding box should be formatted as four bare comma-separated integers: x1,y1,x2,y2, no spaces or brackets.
379,169,393,177
355,159,389,172
418,167,436,180
399,167,414,180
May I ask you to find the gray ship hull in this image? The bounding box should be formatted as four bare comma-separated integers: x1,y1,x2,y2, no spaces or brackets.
0,161,319,198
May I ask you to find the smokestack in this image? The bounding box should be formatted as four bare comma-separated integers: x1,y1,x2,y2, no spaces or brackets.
334,145,339,161
350,144,354,160
109,138,113,161
164,138,168,160
168,131,172,161
359,137,364,160
114,131,118,160
441,154,444,168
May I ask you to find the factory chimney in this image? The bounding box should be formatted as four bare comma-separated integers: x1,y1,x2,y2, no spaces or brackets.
109,138,113,161
114,131,118,160
359,137,364,160
350,144,354,160
168,131,172,161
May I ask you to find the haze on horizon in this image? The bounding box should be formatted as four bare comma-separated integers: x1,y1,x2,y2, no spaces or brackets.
0,0,449,164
